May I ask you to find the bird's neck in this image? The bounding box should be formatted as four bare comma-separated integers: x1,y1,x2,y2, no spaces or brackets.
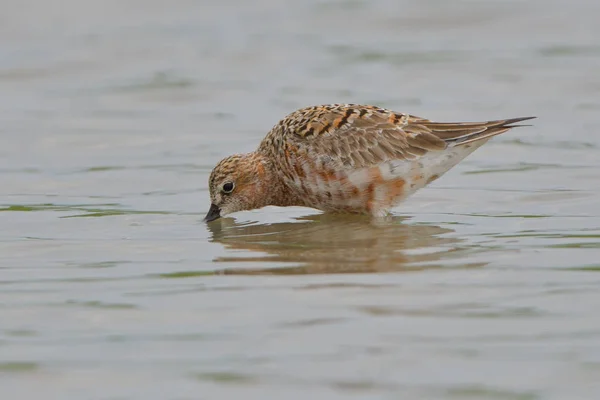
246,152,299,209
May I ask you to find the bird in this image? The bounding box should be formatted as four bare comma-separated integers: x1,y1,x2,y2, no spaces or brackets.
204,104,535,222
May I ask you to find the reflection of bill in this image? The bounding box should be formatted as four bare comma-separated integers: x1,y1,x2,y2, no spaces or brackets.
206,214,481,275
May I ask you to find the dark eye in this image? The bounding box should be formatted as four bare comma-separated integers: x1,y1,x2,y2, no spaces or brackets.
222,182,235,194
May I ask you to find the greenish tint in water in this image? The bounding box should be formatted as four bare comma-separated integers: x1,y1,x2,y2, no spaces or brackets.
194,371,260,385
0,203,172,218
0,362,39,373
63,300,138,309
2,1,600,399
157,270,216,278
445,386,540,400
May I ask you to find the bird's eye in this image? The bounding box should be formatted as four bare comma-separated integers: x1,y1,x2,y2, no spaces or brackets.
222,182,235,194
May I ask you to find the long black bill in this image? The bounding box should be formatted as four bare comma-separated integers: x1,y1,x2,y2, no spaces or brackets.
204,203,221,222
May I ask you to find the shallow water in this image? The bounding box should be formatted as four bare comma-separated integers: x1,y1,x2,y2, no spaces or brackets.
2,0,600,398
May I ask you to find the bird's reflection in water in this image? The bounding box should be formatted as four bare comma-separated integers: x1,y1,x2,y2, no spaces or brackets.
206,212,480,275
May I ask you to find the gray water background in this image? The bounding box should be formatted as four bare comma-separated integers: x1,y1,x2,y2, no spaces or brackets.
1,0,600,399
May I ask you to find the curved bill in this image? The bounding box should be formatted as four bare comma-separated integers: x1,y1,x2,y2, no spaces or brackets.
204,203,221,222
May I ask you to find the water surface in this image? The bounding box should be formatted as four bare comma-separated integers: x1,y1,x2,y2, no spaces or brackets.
2,1,600,399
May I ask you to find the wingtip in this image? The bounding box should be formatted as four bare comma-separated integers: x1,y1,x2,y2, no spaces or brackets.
442,116,536,146
500,116,536,129
504,116,536,124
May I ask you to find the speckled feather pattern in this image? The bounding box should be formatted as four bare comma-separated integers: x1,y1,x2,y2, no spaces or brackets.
207,104,534,218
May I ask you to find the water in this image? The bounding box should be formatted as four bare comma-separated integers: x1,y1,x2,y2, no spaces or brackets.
2,0,600,398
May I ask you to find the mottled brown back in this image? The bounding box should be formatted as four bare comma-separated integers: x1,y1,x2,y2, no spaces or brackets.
258,104,533,170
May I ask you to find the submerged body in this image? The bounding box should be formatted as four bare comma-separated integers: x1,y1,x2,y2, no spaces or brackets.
205,104,534,221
